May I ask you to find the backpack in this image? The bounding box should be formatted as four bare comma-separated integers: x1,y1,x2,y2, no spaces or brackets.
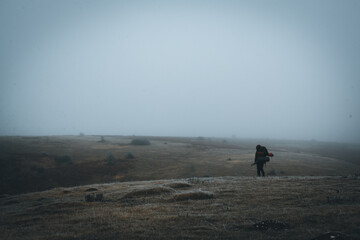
256,146,270,164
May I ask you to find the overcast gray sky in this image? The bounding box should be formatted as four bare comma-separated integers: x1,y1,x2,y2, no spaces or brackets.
0,0,359,143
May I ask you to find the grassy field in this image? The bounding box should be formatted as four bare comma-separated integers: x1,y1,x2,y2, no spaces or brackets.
1,176,360,239
1,135,359,195
0,136,360,239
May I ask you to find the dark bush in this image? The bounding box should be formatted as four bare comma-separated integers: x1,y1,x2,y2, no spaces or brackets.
126,152,135,159
131,139,150,145
54,155,72,165
105,152,115,165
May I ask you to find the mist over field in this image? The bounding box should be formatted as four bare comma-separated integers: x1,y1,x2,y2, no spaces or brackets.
1,0,359,143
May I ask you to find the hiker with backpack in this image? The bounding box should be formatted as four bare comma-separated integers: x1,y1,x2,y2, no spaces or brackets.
252,144,274,176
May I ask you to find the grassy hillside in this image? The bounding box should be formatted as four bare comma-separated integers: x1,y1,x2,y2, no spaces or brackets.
1,136,359,195
1,136,360,239
1,176,359,240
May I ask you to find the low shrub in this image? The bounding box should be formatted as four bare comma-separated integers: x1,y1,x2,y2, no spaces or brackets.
98,136,106,142
131,139,150,145
126,152,135,159
106,152,115,161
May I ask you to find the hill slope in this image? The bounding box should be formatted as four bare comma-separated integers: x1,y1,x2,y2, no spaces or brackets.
1,176,360,240
1,136,359,195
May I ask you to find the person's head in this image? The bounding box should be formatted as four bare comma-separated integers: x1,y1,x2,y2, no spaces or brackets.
256,145,261,150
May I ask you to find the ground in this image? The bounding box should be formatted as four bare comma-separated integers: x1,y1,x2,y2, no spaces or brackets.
0,136,359,239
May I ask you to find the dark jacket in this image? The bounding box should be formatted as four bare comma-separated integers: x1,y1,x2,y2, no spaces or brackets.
254,146,269,165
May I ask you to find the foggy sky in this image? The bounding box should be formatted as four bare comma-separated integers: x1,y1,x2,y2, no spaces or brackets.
1,0,359,143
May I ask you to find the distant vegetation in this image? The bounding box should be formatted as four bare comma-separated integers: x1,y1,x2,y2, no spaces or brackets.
105,152,115,165
98,136,106,142
131,138,150,145
126,152,135,159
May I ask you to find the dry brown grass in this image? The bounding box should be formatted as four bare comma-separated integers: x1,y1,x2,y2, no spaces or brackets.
172,190,214,201
1,135,359,195
1,176,360,240
122,187,174,199
1,136,360,239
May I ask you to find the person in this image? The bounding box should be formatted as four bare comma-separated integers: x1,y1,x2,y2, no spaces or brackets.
253,144,273,177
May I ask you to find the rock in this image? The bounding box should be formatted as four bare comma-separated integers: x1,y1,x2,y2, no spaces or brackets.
85,193,103,202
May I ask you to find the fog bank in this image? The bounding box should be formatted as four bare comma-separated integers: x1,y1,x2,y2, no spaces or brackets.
1,0,359,143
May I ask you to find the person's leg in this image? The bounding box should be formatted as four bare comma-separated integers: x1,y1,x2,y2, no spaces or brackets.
257,166,261,176
258,164,265,176
261,168,265,176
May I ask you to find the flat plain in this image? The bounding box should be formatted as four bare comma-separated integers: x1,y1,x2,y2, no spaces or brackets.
0,136,359,239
